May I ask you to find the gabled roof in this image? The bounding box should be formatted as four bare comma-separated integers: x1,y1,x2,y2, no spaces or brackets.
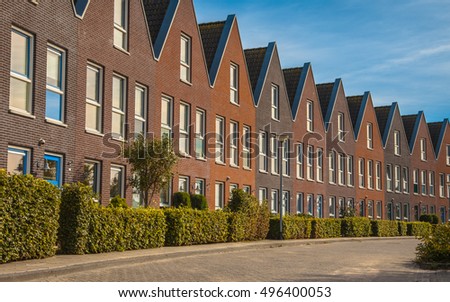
143,0,179,60
401,112,428,153
282,63,311,120
316,79,342,131
374,103,398,147
428,119,449,158
199,15,235,86
346,92,372,140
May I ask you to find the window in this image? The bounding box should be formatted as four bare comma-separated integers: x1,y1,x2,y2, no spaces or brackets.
160,180,171,207
134,85,146,136
84,161,101,195
395,203,401,220
337,113,345,142
317,148,323,182
306,101,314,132
368,200,374,219
259,131,268,172
317,195,323,218
403,204,409,221
338,198,345,218
112,75,126,139
114,0,128,50
421,170,427,195
258,187,267,203
243,126,251,169
329,151,336,184
132,175,142,208
296,143,304,179
358,158,365,188
329,196,336,218
394,165,401,192
270,136,279,174
439,173,445,197
376,201,382,220
7,147,30,175
72,0,90,18
215,117,225,163
367,123,373,149
413,169,419,194
394,131,401,155
359,200,365,217
347,155,354,186
86,64,102,132
229,183,238,193
178,176,189,193
307,145,314,180
282,139,289,176
243,185,251,194
307,194,314,215
230,121,238,166
271,190,279,213
282,191,289,215
195,109,206,159
402,167,409,193
215,182,224,209
180,34,191,82
161,96,173,140
368,160,374,189
447,174,450,199
10,28,33,113
447,145,450,165
194,178,205,195
110,165,124,198
230,64,238,104
46,45,65,122
420,138,426,161
271,84,279,120
338,153,345,185
429,172,435,196
179,103,190,155
296,193,304,214
387,202,394,220
386,164,393,192
376,161,382,190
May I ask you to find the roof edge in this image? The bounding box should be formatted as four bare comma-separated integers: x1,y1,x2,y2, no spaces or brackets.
382,102,398,147
292,62,310,120
254,42,275,106
153,0,180,60
324,78,341,131
354,91,370,139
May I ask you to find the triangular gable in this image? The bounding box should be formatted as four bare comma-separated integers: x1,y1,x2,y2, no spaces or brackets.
375,103,394,146
347,92,383,142
283,63,312,121
428,119,449,158
316,79,341,131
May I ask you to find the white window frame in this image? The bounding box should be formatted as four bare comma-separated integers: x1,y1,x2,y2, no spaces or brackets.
403,167,409,194
338,153,345,186
179,102,190,156
439,173,445,198
394,130,401,155
420,138,427,161
161,95,173,140
394,165,401,193
110,165,125,199
258,187,267,203
180,34,191,83
367,160,374,190
413,169,419,194
215,116,225,164
271,189,279,213
259,131,268,172
329,151,336,184
329,196,336,218
446,145,450,166
307,145,314,181
316,195,323,218
429,171,435,196
230,63,238,104
421,170,427,195
85,63,103,133
347,155,354,187
337,112,345,142
270,135,279,175
358,158,365,188
7,146,31,175
178,176,189,193
243,125,251,169
229,183,238,194
215,182,224,210
307,194,314,215
367,123,373,149
376,161,382,190
296,143,304,179
112,74,126,140
195,109,206,159
194,178,205,196
376,201,382,220
230,121,239,167
271,84,279,120
296,193,304,214
45,44,66,123
386,164,393,192
282,139,289,176
84,160,101,195
317,148,323,182
306,100,314,132
113,0,128,50
134,84,147,136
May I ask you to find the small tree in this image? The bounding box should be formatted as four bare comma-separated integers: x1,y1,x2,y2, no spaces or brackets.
123,136,178,208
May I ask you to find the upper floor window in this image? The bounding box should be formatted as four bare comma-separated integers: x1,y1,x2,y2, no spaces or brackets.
376,161,382,190
421,170,427,195
317,148,323,182
282,139,289,176
358,158,365,188
10,28,33,114
386,164,393,192
296,143,304,179
367,160,374,189
338,112,345,142
367,123,373,149
347,155,354,186
215,116,225,164
230,64,238,104
72,0,90,19
329,151,336,184
413,169,419,194
161,96,173,140
86,64,102,132
112,75,126,139
420,138,426,161
429,171,435,196
270,136,279,174
243,126,251,169
46,45,65,122
394,165,401,192
180,34,191,83
394,130,401,155
271,84,279,120
134,85,147,136
306,101,314,132
446,145,450,165
195,109,206,159
230,121,239,166
179,102,190,155
403,167,409,194
338,153,345,186
114,0,128,50
439,173,445,197
307,145,314,180
259,131,268,172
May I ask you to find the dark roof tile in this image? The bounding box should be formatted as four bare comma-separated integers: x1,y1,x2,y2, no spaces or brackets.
283,68,303,107
346,96,363,129
143,0,171,44
244,47,267,93
374,105,391,136
428,122,443,151
316,83,334,120
199,21,226,70
402,114,418,144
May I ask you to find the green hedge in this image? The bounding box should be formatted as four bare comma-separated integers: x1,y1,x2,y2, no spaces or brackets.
407,222,432,237
172,192,191,208
398,221,408,236
268,216,312,240
59,183,166,254
371,220,399,237
341,217,371,237
0,170,61,263
311,218,341,238
419,214,439,225
164,208,228,246
191,194,208,210
416,224,450,264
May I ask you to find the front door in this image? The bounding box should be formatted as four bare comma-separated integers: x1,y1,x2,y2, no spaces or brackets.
43,154,62,187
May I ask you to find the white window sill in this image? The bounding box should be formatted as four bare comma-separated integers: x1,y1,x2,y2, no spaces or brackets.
178,152,191,158
230,101,240,107
45,118,68,128
215,161,226,166
196,157,207,162
243,167,252,171
113,45,130,55
180,79,192,86
230,164,239,169
259,170,269,174
85,129,104,137
9,108,35,119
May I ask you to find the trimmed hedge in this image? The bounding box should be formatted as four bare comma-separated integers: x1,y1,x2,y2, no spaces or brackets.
0,170,61,263
419,214,439,225
59,183,166,254
341,217,371,237
191,194,208,210
172,192,191,208
407,222,432,237
164,208,228,246
398,221,408,236
268,216,312,240
371,220,399,237
416,224,450,264
311,218,341,238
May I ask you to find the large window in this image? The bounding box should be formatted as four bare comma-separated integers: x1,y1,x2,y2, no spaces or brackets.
270,136,279,174
230,64,238,104
180,34,191,83
84,161,101,195
195,109,206,159
307,194,313,215
386,164,393,192
271,190,279,213
10,28,33,114
215,116,225,163
421,170,427,195
367,160,374,189
259,131,268,172
215,182,224,209
317,148,323,182
179,103,190,155
110,165,124,198
429,171,435,196
376,161,382,190
112,75,126,139
329,196,336,218
394,130,401,155
243,126,251,169
367,123,373,149
329,151,336,184
307,145,314,180
347,155,354,186
338,153,345,185
271,84,279,120
337,113,345,142
114,0,128,50
134,85,146,136
296,143,303,179
230,121,239,166
413,169,419,194
296,193,304,214
282,139,289,176
161,96,173,140
394,165,401,192
259,187,267,203
86,64,102,132
420,138,426,161
403,167,409,193
306,101,314,132
358,158,365,188
7,147,30,175
46,45,65,122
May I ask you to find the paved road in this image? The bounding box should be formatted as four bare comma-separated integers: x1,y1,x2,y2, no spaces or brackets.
29,238,449,282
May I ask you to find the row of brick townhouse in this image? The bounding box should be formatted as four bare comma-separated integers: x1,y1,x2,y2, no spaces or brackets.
1,0,449,222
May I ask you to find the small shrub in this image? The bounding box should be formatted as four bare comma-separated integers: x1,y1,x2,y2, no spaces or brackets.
108,195,128,208
341,217,371,237
407,222,432,237
371,220,399,237
268,216,312,240
311,218,341,238
172,192,191,208
398,221,407,236
416,224,450,264
190,194,208,210
420,214,439,225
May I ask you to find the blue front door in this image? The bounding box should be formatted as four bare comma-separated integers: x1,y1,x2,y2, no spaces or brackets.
43,154,62,187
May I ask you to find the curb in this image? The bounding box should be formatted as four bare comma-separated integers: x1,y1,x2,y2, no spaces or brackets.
0,237,417,281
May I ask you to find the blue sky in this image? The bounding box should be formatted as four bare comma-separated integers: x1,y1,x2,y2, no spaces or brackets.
194,0,450,122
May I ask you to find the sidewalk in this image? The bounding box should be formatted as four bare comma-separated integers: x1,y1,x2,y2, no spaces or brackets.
0,237,415,281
